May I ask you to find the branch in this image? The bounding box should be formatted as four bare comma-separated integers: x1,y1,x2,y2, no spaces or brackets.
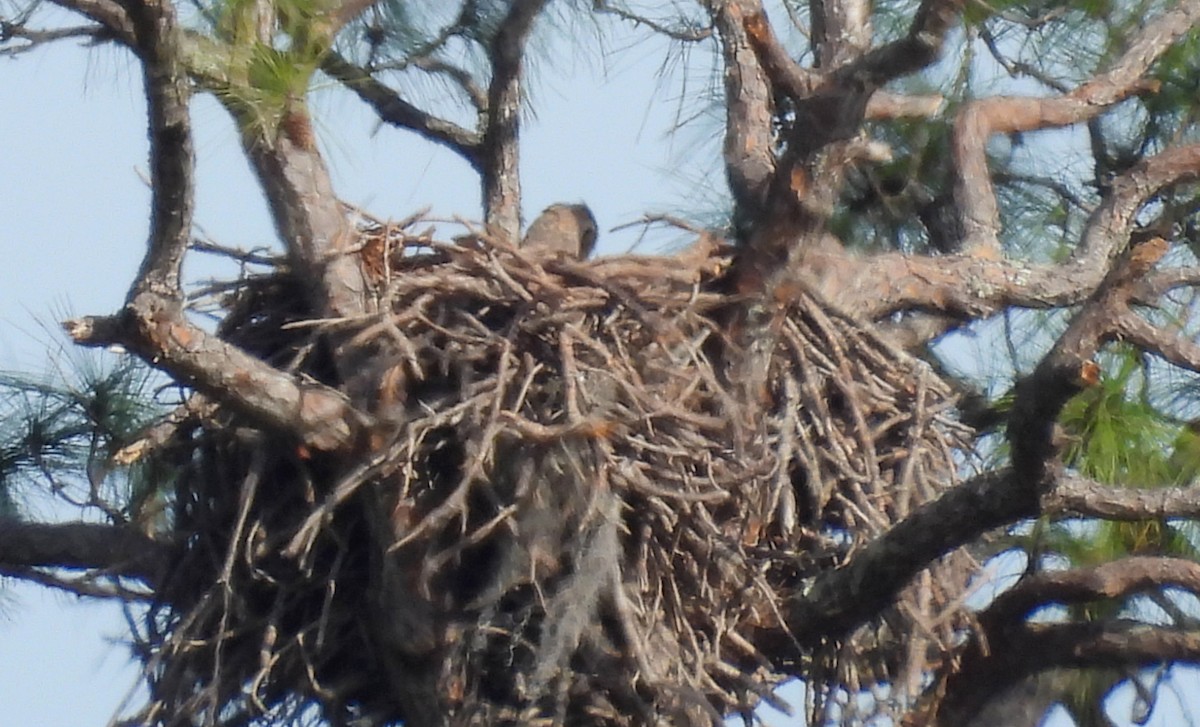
940,621,1200,726
54,1,361,453
837,145,1200,320
852,0,965,84
1073,142,1200,270
167,5,365,318
1046,473,1200,520
864,91,944,120
782,461,1200,650
240,107,367,319
0,564,151,599
410,57,489,113
592,1,713,41
321,51,483,166
985,557,1200,627
736,1,816,99
1136,266,1200,301
0,21,112,57
785,468,1031,645
1007,238,1168,487
707,0,776,221
952,0,1200,254
63,309,360,452
45,0,135,47
0,518,170,587
718,0,956,250
809,0,871,69
120,0,195,299
329,0,377,35
1115,312,1200,375
938,559,1200,725
481,0,549,241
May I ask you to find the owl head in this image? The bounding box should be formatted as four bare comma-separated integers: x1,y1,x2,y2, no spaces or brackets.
521,203,598,259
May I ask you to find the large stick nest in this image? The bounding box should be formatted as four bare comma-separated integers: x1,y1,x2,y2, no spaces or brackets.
132,217,976,726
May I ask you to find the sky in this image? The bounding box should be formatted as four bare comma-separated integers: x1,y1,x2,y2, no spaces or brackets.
1,6,1199,727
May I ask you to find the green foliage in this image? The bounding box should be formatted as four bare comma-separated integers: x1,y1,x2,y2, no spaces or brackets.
201,0,334,141
1059,351,1176,486
0,354,163,517
1028,350,1200,571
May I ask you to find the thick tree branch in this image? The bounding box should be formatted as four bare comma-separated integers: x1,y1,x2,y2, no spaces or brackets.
481,0,549,241
952,0,1200,253
959,672,1079,727
63,309,360,452
1115,313,1200,374
0,518,170,587
715,7,931,288
985,557,1200,627
52,0,363,451
809,0,871,69
707,0,776,222
864,91,944,119
739,0,960,100
1136,266,1200,301
938,559,1200,726
782,461,1200,652
852,0,965,84
940,621,1200,726
1008,238,1168,487
173,2,367,318
718,0,958,277
738,1,816,99
242,114,367,319
321,51,483,166
1074,144,1200,269
1046,473,1200,520
836,145,1200,320
120,0,194,299
785,469,1030,646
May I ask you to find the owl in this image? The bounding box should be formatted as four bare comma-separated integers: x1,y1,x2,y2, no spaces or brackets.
520,203,598,259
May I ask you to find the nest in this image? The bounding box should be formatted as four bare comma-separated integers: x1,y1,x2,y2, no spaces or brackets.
132,218,976,726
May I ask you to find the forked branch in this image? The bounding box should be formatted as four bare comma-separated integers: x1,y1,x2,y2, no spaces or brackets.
853,0,966,84
940,621,1200,726
984,557,1200,626
952,0,1200,254
47,0,361,451
939,558,1200,725
837,144,1200,320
